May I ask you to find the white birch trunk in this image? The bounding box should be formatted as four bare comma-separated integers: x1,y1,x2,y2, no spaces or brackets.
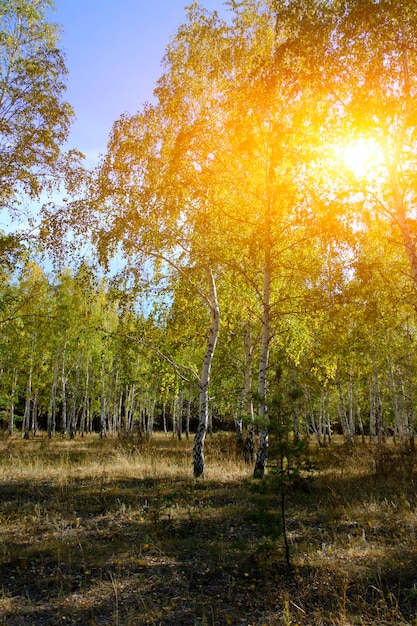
373,361,383,443
22,364,32,439
31,386,38,434
8,369,17,436
125,384,135,434
193,268,220,478
178,388,183,441
172,396,177,436
337,382,355,445
48,357,58,439
162,401,167,435
100,358,107,438
61,345,68,436
387,357,403,441
146,396,156,436
186,390,191,439
236,392,244,450
80,362,89,437
69,358,81,439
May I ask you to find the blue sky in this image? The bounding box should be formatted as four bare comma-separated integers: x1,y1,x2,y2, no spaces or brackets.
53,0,227,166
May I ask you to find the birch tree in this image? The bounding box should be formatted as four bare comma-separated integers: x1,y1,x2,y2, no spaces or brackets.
0,0,75,219
83,1,238,475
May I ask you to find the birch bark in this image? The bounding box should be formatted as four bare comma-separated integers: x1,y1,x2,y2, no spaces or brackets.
22,363,32,439
7,369,17,436
193,268,220,478
47,357,58,439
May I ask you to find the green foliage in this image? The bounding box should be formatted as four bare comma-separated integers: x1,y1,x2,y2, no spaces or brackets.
0,0,74,213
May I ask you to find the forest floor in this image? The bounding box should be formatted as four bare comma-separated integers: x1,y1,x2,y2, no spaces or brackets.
0,432,417,625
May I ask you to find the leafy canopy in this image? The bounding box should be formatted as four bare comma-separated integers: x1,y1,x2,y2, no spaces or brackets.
0,0,74,213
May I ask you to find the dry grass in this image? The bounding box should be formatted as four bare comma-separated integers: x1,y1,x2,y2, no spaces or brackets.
0,433,417,625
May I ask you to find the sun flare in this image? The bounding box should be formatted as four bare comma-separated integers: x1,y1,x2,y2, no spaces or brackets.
338,137,384,179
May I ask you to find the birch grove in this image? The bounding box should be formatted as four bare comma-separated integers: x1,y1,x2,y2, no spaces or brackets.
2,0,417,475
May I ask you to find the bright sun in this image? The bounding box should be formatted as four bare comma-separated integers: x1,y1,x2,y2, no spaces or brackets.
338,137,385,179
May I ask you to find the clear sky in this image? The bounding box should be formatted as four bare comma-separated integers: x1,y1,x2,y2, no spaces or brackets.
53,0,227,166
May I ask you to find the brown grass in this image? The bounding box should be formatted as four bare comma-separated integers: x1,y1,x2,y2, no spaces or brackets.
0,433,417,625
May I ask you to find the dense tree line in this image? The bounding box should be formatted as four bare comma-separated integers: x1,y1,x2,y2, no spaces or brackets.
1,252,417,453
0,260,208,438
2,0,417,477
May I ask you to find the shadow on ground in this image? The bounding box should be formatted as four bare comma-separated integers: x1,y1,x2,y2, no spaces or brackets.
1,440,417,624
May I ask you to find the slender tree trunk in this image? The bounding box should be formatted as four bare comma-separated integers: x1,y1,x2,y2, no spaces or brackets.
310,392,325,446
117,388,123,435
31,386,39,435
22,364,33,439
162,401,167,435
80,362,89,438
355,386,365,444
61,346,68,436
171,396,177,436
100,358,107,438
325,408,332,444
373,361,384,444
146,396,156,436
70,359,81,439
139,402,146,434
48,357,58,439
193,268,220,478
108,374,116,434
337,382,355,445
186,390,191,440
310,405,321,446
369,380,376,443
8,369,17,436
125,384,135,434
178,388,183,441
236,392,244,451
387,356,403,441
347,381,355,440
